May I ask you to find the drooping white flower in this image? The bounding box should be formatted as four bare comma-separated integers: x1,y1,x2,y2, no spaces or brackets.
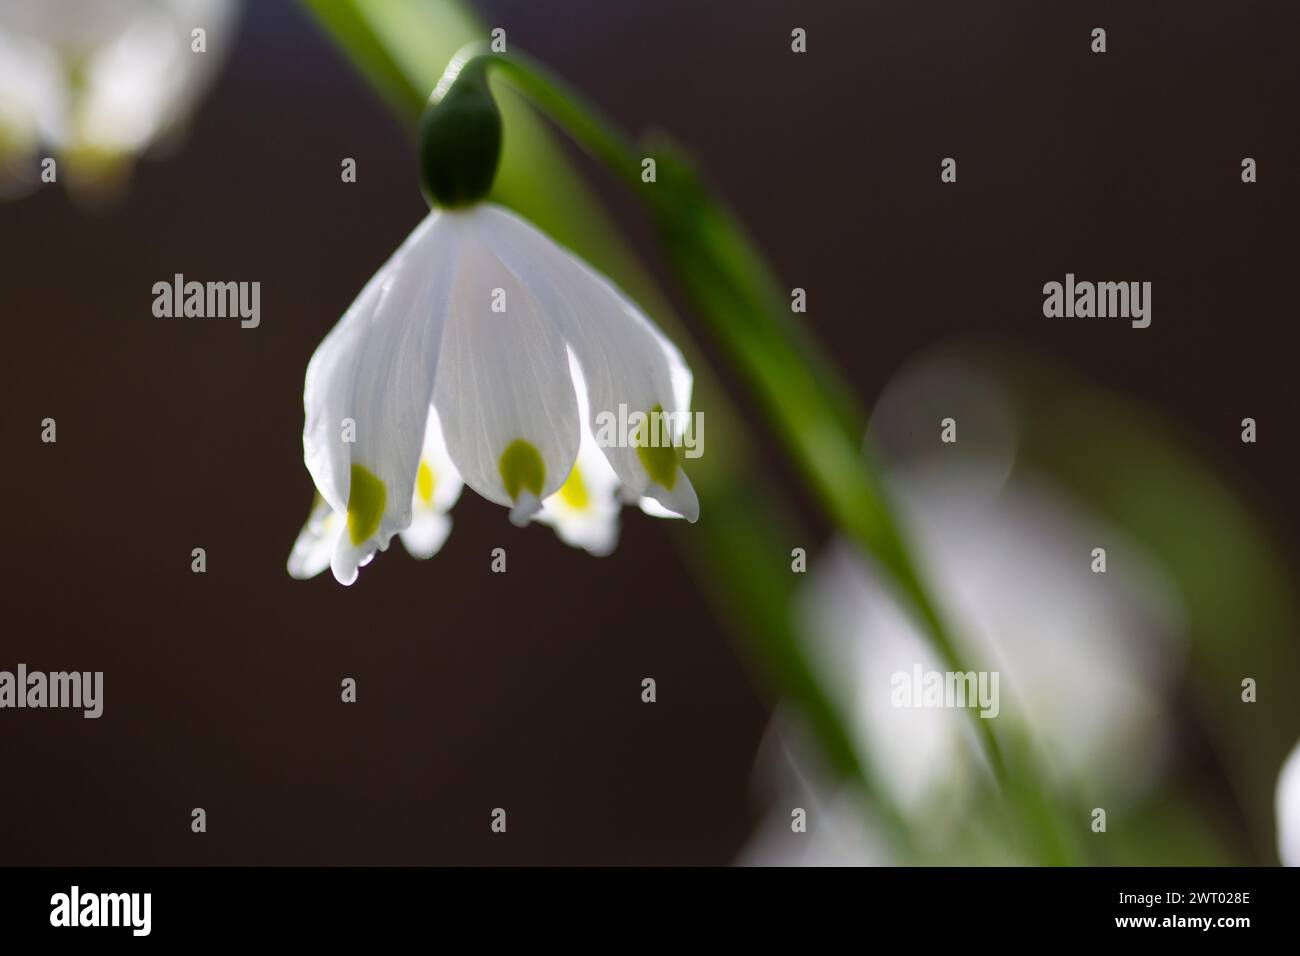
0,0,238,189
1277,738,1300,866
299,203,698,585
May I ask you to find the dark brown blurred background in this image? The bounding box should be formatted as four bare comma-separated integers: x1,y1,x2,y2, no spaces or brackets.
1,0,1296,864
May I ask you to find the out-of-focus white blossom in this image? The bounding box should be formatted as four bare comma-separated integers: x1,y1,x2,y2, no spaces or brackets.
1277,738,1300,866
741,360,1187,864
0,0,239,192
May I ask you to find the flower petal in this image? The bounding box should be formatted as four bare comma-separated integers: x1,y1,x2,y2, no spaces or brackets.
399,406,463,560
535,353,621,555
431,211,580,514
3,0,238,170
399,508,452,560
472,204,696,519
1278,738,1300,867
302,210,458,585
0,31,61,174
286,494,339,580
638,466,698,522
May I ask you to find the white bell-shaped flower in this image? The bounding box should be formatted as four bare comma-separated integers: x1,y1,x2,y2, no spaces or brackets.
299,204,698,585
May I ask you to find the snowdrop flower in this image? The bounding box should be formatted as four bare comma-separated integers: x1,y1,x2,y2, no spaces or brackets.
295,55,697,585
0,0,238,189
1277,738,1300,866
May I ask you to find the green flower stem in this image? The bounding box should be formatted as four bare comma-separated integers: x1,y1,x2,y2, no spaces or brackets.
461,49,1074,863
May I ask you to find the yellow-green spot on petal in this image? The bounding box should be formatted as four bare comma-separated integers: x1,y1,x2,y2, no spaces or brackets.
635,404,681,491
557,465,589,510
416,460,436,505
499,439,545,501
346,463,386,545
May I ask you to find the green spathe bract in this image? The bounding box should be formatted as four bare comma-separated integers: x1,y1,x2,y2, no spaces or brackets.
418,58,502,207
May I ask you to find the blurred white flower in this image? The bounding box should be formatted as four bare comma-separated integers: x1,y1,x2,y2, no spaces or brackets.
0,0,238,190
741,360,1187,863
298,204,697,585
800,467,1184,813
744,469,1185,863
1276,738,1300,866
737,724,891,867
0,27,57,177
739,788,888,867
